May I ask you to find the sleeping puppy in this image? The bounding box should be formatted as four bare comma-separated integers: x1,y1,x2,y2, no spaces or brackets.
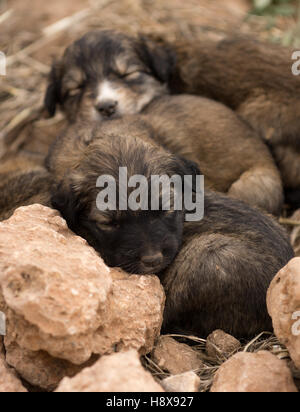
161,192,294,339
0,155,53,221
142,94,283,216
169,36,300,208
44,30,176,123
47,119,294,338
44,31,283,215
47,119,195,274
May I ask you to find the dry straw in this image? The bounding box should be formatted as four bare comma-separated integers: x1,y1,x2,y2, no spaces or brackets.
143,333,290,392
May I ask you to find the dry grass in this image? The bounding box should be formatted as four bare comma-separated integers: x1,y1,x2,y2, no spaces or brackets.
143,332,291,392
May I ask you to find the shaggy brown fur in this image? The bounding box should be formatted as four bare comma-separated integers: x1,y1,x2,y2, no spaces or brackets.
47,118,195,275
0,155,53,221
46,119,294,339
47,94,284,216
169,36,300,207
44,30,176,123
161,191,294,339
44,31,283,215
142,94,283,215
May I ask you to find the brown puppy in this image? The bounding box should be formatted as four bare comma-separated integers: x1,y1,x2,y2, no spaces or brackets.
44,31,283,215
47,119,294,339
44,30,176,123
0,155,53,221
161,191,294,339
142,94,283,215
169,36,300,207
47,119,196,275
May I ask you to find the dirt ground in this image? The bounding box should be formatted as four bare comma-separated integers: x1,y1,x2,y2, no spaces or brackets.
0,0,296,162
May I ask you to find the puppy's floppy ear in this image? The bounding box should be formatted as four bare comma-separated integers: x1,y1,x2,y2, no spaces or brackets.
138,36,177,83
51,179,85,231
44,61,63,117
176,156,202,193
178,157,202,177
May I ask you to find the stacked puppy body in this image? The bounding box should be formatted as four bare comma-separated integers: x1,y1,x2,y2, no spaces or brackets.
46,121,293,340
45,30,284,216
0,30,294,340
43,30,293,338
170,36,300,208
0,155,53,221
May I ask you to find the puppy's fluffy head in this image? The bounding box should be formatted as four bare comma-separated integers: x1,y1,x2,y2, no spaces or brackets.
45,30,176,122
51,127,199,275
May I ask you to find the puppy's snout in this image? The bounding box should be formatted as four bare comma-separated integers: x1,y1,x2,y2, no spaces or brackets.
96,100,118,117
141,252,164,268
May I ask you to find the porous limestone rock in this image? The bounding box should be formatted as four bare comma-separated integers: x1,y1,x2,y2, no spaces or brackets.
152,336,203,375
206,330,241,360
5,342,97,392
267,258,300,368
56,350,164,392
0,205,165,389
0,358,27,392
211,351,297,393
161,371,200,392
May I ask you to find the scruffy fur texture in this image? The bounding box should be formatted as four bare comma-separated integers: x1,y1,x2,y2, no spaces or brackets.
142,94,283,215
170,36,300,208
161,192,294,339
45,30,176,123
47,119,196,275
44,31,283,215
47,119,294,339
0,155,53,221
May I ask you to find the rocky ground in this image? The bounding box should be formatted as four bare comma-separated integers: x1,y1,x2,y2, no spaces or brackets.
0,204,299,392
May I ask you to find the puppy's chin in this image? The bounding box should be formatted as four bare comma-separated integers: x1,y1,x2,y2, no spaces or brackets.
91,105,140,124
139,267,163,275
136,265,159,275
108,259,169,275
131,261,172,275
92,109,121,123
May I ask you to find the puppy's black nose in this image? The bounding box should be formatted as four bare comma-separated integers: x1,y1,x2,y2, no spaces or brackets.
96,100,118,117
141,253,164,268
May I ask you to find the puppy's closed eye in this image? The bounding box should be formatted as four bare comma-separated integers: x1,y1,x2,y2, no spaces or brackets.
45,30,176,120
62,73,85,98
94,216,121,232
97,222,116,231
122,71,143,81
67,86,84,97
